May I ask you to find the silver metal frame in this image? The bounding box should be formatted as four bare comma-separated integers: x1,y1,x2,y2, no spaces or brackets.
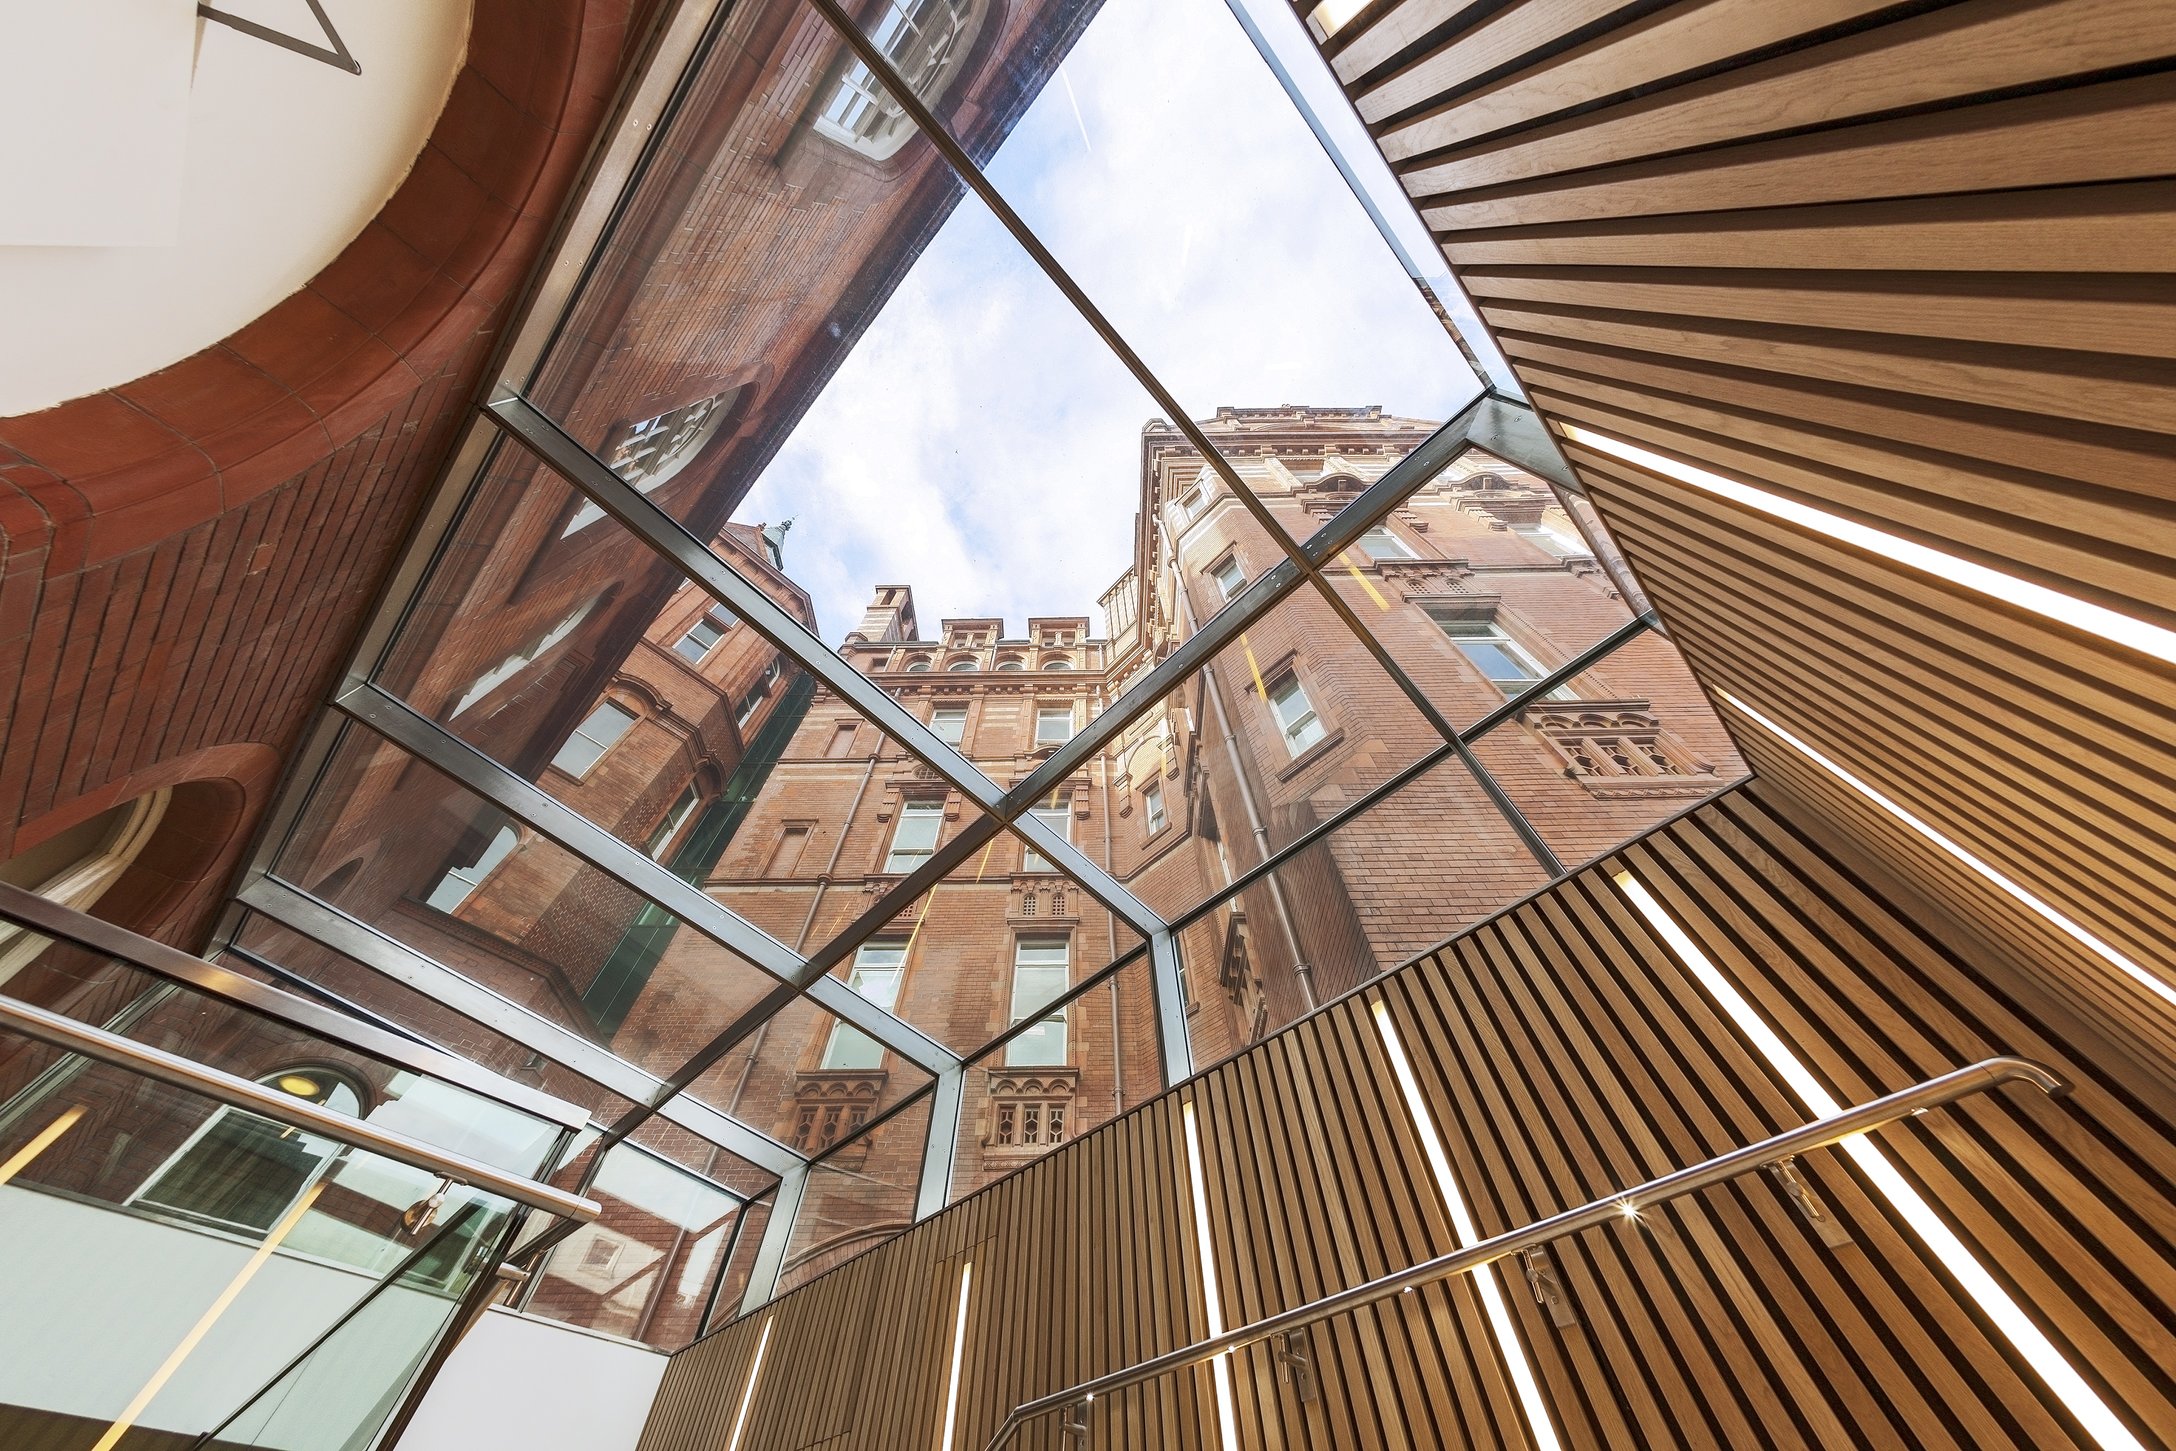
0,992,600,1222
980,1056,2068,1450
194,0,1746,1326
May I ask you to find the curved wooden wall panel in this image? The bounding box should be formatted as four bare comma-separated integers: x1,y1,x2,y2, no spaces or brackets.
1314,0,2176,1076
635,784,2176,1450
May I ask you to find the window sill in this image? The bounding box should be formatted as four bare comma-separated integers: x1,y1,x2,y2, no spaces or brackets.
1275,727,1346,782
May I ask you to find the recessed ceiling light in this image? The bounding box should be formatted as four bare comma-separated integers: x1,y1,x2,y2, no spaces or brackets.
1559,425,2176,668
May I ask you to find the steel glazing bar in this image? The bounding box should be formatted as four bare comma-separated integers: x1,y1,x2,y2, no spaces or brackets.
0,992,604,1222
798,0,1558,875
741,1162,809,1314
917,1066,965,1218
1166,612,1659,939
982,1055,2069,1450
0,880,587,1131
235,877,806,1174
480,388,1160,941
332,680,956,1075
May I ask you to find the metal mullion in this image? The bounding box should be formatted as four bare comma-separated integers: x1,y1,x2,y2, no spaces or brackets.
1009,809,1164,934
482,388,1008,818
797,0,1536,868
741,1162,808,1313
916,1068,963,1218
236,875,806,1174
997,397,1494,820
959,940,1148,1068
1162,612,1657,938
333,679,955,1077
1147,930,1191,1085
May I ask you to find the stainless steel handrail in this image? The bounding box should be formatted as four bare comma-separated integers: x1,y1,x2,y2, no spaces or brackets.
983,1056,2065,1450
0,993,600,1223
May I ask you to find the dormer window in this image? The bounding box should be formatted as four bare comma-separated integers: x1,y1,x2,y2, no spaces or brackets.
813,0,985,161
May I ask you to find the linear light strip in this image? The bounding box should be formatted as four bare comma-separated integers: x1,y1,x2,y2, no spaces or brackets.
1370,1001,1562,1451
1611,871,2145,1451
1716,690,2176,1016
725,1316,775,1451
0,1104,84,1186
1559,424,2176,668
938,1261,973,1451
1180,1102,1242,1451
92,1182,326,1451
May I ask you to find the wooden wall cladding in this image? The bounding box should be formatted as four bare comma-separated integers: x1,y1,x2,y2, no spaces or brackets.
635,784,2176,1450
1312,0,2176,1078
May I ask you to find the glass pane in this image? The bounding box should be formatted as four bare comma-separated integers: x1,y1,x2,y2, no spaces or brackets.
526,1138,747,1349
1116,582,1444,926
1467,631,1752,871
700,682,1001,960
212,1190,510,1451
273,722,787,1086
676,992,935,1154
807,826,1143,1058
777,1091,932,1294
1330,447,1645,731
853,0,1478,537
0,1040,519,1446
371,458,888,878
949,949,1158,1203
1175,753,1552,1072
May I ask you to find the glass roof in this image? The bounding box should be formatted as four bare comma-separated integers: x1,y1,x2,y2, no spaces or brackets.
215,0,1746,1341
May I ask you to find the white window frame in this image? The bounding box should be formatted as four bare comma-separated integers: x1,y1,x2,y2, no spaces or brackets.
1035,704,1075,747
673,607,735,663
885,800,942,872
1210,556,1246,601
1142,779,1167,834
647,782,701,859
1429,611,1570,697
822,942,907,1070
813,0,982,161
1020,793,1070,874
1268,675,1326,756
1513,519,1591,558
1357,524,1415,560
1005,935,1070,1066
550,699,637,778
425,824,518,912
563,390,738,534
930,705,968,746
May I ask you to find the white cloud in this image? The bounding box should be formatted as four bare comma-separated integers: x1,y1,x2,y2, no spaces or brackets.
738,0,1473,648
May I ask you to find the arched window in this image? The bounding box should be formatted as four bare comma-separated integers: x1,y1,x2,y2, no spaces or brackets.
904,656,932,672
813,0,987,161
1041,658,1071,671
131,1067,365,1234
946,657,978,672
564,387,742,534
995,657,1025,672
0,789,169,983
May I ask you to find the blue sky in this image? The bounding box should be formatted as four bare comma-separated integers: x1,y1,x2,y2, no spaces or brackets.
738,0,1474,645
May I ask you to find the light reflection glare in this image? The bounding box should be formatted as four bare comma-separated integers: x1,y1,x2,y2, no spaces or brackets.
1612,869,2145,1451
1370,1000,1563,1451
1559,423,2176,668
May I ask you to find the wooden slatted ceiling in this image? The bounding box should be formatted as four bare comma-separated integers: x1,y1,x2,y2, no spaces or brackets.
1314,0,2176,1076
635,785,2176,1450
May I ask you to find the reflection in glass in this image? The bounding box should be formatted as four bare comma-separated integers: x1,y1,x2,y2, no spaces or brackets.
1468,632,1750,870
778,1092,933,1294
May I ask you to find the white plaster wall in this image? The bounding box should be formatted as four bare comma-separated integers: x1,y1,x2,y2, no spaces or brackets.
397,1309,668,1451
0,1185,458,1443
0,0,472,416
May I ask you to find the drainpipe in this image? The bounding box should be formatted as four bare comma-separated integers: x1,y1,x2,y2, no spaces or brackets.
1155,516,1315,1011
1096,696,1122,1115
